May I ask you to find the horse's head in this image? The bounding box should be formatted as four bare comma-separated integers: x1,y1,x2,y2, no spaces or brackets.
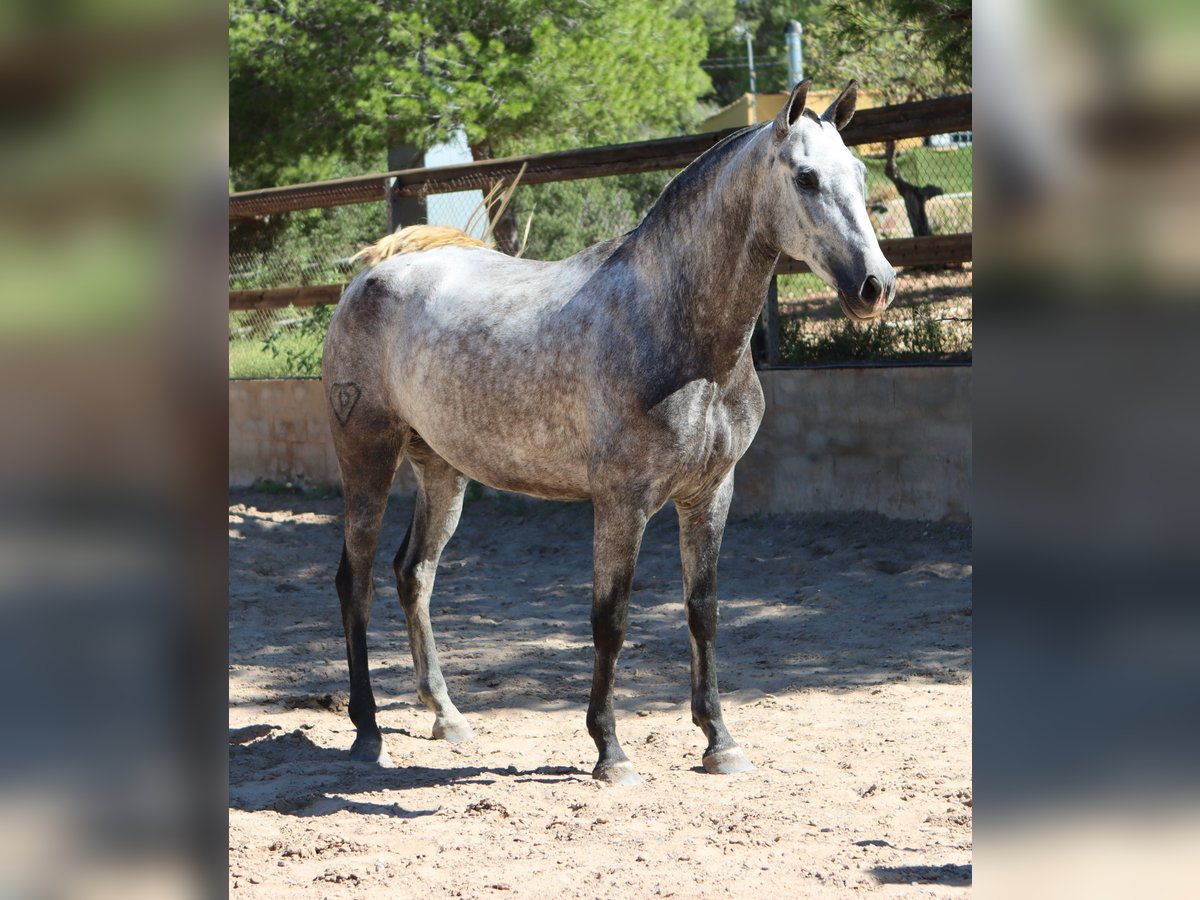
766,79,895,321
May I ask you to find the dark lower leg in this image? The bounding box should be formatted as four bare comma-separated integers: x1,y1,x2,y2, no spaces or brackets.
678,474,750,773
587,503,647,784
334,439,400,763
686,597,739,756
587,595,631,771
337,541,387,762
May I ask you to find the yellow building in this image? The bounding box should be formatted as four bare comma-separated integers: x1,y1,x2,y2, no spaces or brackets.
699,91,921,155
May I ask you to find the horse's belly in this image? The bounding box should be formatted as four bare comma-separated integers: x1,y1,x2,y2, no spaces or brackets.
398,376,592,501
424,426,592,500
456,453,592,501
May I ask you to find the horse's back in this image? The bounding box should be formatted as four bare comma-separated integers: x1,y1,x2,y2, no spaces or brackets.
324,243,616,499
397,240,622,320
328,245,581,359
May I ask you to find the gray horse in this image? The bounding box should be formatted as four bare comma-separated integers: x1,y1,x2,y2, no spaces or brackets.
322,79,894,784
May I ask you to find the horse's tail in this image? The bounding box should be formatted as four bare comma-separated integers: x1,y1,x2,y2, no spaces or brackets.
350,225,488,268
352,161,533,269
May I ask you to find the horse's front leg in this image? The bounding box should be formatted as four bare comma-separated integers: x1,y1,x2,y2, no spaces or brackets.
587,498,650,785
677,472,752,774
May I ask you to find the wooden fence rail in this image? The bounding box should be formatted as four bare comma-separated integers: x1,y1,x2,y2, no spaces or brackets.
230,92,971,326
229,233,971,312
229,94,971,220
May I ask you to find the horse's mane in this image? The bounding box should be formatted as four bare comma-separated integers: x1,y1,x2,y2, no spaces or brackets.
351,224,488,268
628,127,758,240
698,123,761,159
637,124,763,227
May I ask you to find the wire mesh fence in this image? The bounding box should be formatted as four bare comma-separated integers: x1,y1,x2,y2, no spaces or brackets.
229,134,971,378
230,202,385,291
775,137,972,365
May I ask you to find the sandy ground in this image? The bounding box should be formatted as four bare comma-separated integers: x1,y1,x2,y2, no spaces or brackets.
230,490,971,898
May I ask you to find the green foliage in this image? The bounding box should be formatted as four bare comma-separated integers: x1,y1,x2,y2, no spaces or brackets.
262,304,332,376
884,0,972,87
805,0,970,103
699,1,822,106
693,0,969,108
229,306,330,379
229,203,383,291
779,301,970,365
230,0,712,189
510,171,674,261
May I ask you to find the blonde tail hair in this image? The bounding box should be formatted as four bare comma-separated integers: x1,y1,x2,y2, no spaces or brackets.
349,225,486,267
351,162,532,268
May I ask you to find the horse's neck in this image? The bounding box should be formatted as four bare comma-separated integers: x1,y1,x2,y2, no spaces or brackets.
628,129,777,380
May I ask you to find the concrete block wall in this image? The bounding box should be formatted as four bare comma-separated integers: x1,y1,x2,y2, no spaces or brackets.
228,378,417,494
734,366,971,521
229,366,970,521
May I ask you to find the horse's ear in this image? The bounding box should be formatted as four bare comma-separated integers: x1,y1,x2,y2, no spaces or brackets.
773,77,812,139
822,80,858,131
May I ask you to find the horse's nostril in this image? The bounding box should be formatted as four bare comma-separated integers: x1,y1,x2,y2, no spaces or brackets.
861,274,882,303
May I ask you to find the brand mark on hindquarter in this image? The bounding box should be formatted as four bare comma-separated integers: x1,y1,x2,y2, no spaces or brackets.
331,381,361,426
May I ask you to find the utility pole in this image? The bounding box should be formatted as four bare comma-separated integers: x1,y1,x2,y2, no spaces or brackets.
735,24,758,125
785,20,804,88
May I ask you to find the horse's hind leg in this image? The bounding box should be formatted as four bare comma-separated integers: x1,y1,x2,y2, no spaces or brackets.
393,439,473,742
676,472,752,774
334,432,405,765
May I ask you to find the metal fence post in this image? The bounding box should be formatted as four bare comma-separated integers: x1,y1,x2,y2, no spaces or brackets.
387,145,425,232
763,275,781,366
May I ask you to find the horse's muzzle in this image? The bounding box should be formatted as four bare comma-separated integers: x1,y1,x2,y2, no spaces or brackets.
838,271,895,321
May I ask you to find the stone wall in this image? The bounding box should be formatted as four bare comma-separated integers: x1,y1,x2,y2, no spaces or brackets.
230,366,970,521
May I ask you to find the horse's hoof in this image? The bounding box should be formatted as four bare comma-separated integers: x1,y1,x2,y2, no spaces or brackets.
432,717,474,744
593,760,643,786
349,735,391,766
703,746,753,775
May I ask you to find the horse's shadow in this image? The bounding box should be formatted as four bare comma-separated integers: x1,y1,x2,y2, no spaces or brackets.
231,491,971,809
232,492,971,709
229,727,589,818
869,863,972,886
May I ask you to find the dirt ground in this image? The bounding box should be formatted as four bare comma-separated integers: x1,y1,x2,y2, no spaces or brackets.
229,490,972,898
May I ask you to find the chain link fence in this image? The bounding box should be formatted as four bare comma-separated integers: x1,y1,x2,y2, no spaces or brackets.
229,135,971,378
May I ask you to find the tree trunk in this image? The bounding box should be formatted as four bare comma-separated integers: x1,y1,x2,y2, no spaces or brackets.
469,140,520,255
884,140,943,238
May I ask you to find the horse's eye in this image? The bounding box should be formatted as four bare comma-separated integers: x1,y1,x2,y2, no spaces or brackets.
795,170,818,190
